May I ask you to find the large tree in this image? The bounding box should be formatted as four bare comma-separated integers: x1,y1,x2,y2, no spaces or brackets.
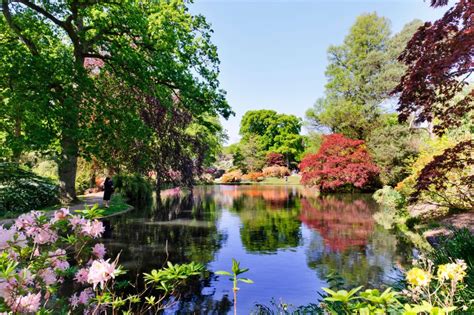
306,14,423,140
239,109,303,167
1,0,231,202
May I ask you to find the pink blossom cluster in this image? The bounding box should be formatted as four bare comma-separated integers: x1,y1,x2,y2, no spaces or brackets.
87,259,119,289
0,208,114,313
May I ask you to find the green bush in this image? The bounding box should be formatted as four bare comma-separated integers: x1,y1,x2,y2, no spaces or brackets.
113,173,152,205
367,124,421,186
373,186,406,210
0,163,59,215
31,159,58,180
429,228,474,309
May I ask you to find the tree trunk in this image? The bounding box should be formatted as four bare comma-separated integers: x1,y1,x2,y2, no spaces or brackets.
58,134,79,204
12,114,22,162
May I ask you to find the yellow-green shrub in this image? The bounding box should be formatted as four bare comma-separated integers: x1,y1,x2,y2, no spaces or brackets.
220,170,242,183
262,166,289,178
242,172,264,182
396,135,472,210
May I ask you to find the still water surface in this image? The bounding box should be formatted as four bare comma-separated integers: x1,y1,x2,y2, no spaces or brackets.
103,185,411,314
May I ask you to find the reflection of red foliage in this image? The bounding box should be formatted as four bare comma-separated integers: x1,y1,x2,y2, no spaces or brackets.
300,198,375,252
221,186,291,208
300,134,379,192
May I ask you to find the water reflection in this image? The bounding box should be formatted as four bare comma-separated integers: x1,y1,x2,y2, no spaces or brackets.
103,185,410,313
300,195,375,252
103,189,226,272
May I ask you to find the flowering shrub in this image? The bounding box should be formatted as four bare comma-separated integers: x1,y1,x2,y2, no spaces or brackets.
262,166,289,178
299,134,379,192
220,170,243,183
321,256,471,314
242,172,264,182
0,208,204,314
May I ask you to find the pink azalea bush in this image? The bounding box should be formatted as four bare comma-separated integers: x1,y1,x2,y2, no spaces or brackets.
0,208,205,314
0,209,110,314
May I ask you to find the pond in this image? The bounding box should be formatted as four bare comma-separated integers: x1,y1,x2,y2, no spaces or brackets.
102,185,412,314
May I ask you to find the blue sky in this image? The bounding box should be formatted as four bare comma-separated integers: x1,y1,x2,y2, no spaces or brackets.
190,0,446,144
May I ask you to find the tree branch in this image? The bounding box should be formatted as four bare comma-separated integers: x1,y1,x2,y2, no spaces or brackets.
2,0,39,55
14,0,66,29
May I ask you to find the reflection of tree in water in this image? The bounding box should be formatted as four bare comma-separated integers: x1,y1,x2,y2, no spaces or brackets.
103,189,226,277
301,195,407,287
221,185,300,210
300,196,375,252
228,186,302,254
171,290,232,314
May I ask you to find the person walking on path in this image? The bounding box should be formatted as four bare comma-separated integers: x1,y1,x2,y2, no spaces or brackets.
102,177,114,208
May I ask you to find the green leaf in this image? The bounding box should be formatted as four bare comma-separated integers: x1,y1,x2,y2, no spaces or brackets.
238,278,253,284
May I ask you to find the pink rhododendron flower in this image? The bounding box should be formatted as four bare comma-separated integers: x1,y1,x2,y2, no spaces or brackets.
19,269,34,285
54,260,70,271
53,208,70,222
74,268,89,284
69,215,86,228
39,268,56,286
33,225,58,244
87,259,118,289
70,288,94,309
49,248,67,257
12,292,41,313
15,212,36,229
78,288,94,304
81,220,105,238
0,281,12,300
0,226,16,250
92,243,106,259
70,293,80,309
48,249,69,270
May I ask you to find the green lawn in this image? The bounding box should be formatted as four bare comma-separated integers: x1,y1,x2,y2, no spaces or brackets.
100,194,131,217
258,175,301,185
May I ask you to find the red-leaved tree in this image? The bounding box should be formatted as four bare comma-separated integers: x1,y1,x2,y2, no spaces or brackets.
394,0,473,133
394,0,473,205
266,152,285,166
299,134,379,192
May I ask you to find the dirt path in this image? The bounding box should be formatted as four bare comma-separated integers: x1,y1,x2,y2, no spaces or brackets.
0,192,105,226
423,211,474,242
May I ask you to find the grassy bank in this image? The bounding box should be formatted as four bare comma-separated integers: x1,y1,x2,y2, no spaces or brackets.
100,194,132,217
259,175,301,185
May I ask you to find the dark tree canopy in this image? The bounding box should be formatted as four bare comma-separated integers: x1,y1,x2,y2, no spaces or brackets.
394,0,473,209
394,0,473,134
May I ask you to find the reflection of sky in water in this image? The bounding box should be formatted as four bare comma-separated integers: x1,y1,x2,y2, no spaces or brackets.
105,185,410,314
202,210,326,314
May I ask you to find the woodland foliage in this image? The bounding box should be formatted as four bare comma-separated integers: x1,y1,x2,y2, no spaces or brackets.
0,0,231,200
